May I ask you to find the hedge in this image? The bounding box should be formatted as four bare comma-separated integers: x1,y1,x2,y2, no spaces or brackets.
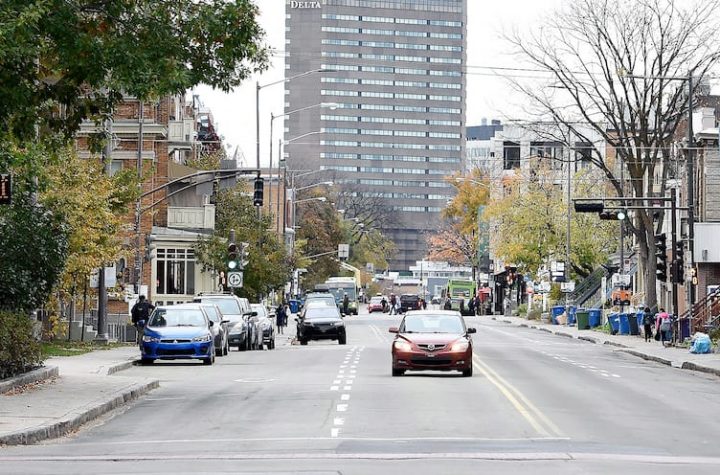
0,311,44,380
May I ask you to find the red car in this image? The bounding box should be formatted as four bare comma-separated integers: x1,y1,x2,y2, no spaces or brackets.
368,296,385,313
389,310,476,377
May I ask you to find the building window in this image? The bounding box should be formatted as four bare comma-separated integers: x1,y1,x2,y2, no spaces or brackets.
155,248,195,295
503,141,521,170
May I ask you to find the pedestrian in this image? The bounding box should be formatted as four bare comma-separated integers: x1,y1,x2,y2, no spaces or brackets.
421,297,427,310
342,293,350,315
656,308,671,345
642,306,654,342
381,295,388,313
468,296,476,316
459,297,466,315
389,294,397,315
276,304,288,335
443,298,452,310
131,295,154,343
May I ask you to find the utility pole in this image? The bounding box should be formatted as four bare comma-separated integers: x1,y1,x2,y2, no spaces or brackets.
95,116,112,344
671,187,679,321
255,82,262,218
134,100,144,297
686,71,696,309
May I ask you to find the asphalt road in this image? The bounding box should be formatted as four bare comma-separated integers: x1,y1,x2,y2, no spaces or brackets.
3,306,720,474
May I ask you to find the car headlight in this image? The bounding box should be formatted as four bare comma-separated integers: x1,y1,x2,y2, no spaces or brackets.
142,335,160,343
393,340,412,352
450,341,469,352
192,333,212,342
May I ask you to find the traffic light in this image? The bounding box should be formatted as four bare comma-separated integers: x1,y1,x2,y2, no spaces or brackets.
654,233,667,282
253,177,264,207
239,242,250,269
599,209,627,220
227,241,238,270
672,240,685,284
574,202,604,213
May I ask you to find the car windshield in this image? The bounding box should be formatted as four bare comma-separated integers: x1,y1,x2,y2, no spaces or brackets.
305,306,341,319
370,297,383,304
200,306,220,322
400,314,465,334
251,304,267,318
148,308,207,327
200,298,241,315
305,299,335,307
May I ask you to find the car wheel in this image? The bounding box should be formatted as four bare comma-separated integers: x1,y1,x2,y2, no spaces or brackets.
462,364,473,377
203,356,213,365
215,346,223,357
392,368,404,377
300,338,308,346
239,339,247,351
269,338,275,350
140,357,154,365
338,335,347,345
223,339,229,356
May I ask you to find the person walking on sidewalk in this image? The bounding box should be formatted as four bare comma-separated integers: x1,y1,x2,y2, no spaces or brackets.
642,306,655,342
276,303,288,335
131,295,155,344
656,308,672,345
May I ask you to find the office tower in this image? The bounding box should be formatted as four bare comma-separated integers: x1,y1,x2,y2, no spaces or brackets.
285,0,466,271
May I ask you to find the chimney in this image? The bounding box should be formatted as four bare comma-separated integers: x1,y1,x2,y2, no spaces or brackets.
481,117,487,126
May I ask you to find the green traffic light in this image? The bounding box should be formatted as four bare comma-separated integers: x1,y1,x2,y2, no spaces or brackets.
228,260,238,270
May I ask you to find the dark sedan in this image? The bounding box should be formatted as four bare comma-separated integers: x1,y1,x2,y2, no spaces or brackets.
389,310,476,377
296,303,346,345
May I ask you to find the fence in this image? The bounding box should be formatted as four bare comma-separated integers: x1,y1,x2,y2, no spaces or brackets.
86,311,137,343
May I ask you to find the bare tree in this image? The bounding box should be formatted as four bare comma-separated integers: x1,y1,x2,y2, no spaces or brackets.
506,0,720,309
334,183,393,231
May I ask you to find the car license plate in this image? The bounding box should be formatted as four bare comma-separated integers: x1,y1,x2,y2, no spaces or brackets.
426,353,435,357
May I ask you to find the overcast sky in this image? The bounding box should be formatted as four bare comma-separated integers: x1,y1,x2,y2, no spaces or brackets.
191,0,564,168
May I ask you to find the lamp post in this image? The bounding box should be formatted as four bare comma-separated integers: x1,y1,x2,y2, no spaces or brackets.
269,103,337,232
255,68,334,213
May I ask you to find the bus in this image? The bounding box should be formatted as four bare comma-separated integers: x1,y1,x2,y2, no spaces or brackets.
445,279,476,315
325,277,359,315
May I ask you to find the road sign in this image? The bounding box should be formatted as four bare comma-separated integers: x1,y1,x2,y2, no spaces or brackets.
228,271,243,288
611,274,631,287
338,243,349,259
560,281,575,293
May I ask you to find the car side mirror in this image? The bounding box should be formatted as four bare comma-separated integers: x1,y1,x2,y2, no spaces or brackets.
294,317,300,322
208,320,214,327
221,319,230,324
467,327,477,334
389,327,399,333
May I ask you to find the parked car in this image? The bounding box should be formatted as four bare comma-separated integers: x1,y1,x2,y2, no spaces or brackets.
193,294,258,351
431,295,441,305
389,310,476,377
296,302,346,345
251,303,275,350
199,303,230,356
139,304,216,365
400,294,421,313
368,296,385,313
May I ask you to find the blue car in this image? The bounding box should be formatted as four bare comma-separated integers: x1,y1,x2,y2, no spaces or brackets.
139,304,216,365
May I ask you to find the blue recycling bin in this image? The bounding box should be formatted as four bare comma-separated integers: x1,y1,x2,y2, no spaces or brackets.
551,306,565,325
588,309,602,328
618,313,630,335
567,306,578,325
607,313,620,334
289,299,300,314
679,318,691,341
636,311,645,329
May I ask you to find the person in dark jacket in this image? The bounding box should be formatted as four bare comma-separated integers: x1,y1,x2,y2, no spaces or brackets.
443,298,452,310
131,295,154,343
642,306,654,342
276,304,288,335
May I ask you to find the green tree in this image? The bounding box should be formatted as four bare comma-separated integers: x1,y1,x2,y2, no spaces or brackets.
0,0,269,142
194,184,290,301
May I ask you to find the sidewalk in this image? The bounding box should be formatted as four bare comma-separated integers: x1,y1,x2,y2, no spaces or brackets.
0,346,157,446
491,315,720,378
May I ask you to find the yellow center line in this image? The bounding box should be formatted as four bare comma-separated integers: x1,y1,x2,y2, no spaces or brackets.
473,354,563,437
472,355,550,437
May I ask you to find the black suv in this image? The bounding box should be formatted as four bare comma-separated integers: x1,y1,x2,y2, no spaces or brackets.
400,294,421,313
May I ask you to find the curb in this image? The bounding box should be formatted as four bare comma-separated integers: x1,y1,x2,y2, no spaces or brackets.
0,366,59,395
680,361,720,377
619,349,672,366
555,332,573,338
577,336,599,344
0,378,159,446
105,360,137,376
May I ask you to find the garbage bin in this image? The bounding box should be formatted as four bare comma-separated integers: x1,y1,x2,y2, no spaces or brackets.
551,306,565,325
636,311,645,330
628,312,640,335
576,310,590,330
588,309,602,328
607,313,620,334
618,313,630,335
289,299,299,314
567,306,578,325
678,317,691,341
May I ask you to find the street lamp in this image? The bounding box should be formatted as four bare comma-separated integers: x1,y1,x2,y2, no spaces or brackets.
269,103,337,230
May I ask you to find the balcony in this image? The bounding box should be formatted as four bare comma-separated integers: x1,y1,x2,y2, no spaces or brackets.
168,119,196,152
167,205,215,231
